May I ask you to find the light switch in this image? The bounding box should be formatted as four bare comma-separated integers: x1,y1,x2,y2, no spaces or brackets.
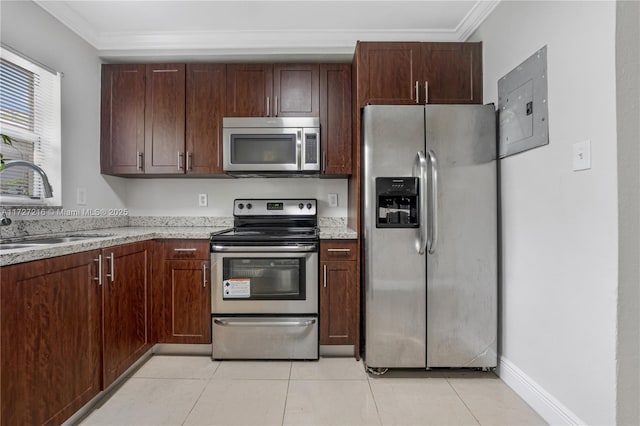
573,140,591,171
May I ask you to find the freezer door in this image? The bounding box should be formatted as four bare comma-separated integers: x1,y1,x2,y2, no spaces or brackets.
425,105,498,368
363,105,427,368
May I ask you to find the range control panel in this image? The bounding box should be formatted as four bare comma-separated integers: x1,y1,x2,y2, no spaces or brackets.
233,199,317,216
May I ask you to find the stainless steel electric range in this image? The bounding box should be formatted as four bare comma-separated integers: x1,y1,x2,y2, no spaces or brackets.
210,199,319,360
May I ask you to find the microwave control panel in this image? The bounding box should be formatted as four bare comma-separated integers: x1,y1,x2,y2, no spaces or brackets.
305,133,318,164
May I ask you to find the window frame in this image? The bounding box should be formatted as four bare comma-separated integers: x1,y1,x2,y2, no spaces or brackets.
0,45,62,207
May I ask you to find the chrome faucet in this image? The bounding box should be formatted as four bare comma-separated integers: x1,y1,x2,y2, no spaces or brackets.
3,159,54,198
1,211,11,226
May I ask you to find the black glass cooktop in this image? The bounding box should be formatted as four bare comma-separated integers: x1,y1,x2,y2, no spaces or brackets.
210,226,319,242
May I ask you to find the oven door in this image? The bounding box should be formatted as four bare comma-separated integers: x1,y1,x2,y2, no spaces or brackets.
211,244,318,314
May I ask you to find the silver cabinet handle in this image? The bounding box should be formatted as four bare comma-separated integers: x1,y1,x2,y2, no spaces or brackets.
214,318,316,327
93,255,102,286
414,151,428,255
323,264,327,288
327,248,351,252
296,130,302,171
136,152,143,171
266,96,270,117
106,252,115,283
322,151,327,173
177,151,184,170
174,248,197,252
186,151,192,171
427,150,438,254
425,81,429,104
274,96,278,117
202,263,207,288
415,81,420,104
211,244,317,253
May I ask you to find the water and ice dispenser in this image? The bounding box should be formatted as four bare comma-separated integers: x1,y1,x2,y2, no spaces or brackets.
375,177,419,228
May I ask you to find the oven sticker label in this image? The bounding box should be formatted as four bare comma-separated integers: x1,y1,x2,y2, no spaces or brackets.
223,278,251,298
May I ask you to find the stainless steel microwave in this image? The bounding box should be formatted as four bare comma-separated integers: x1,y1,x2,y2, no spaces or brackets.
223,117,320,175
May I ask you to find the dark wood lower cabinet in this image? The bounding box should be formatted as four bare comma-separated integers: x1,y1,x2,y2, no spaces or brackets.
319,240,359,359
1,251,102,425
102,242,152,388
159,240,211,344
163,260,211,343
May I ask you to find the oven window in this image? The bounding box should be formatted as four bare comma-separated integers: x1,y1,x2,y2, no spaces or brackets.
222,258,306,300
231,134,296,164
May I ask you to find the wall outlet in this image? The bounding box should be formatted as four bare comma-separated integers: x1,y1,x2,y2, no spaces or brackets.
573,140,591,171
198,193,208,207
328,193,338,208
77,187,87,205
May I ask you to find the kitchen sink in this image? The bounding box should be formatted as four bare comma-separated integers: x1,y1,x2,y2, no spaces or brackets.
0,234,113,251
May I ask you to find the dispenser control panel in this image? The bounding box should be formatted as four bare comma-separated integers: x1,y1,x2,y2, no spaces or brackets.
375,177,420,228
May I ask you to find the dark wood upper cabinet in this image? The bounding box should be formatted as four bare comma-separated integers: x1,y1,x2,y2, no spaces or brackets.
102,242,152,388
420,42,482,104
355,41,482,106
186,64,226,175
101,64,146,175
1,251,102,426
355,42,421,106
225,64,273,117
320,64,352,175
273,64,319,117
144,64,186,174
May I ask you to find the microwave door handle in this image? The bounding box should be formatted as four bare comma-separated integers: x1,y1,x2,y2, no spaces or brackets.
297,130,303,170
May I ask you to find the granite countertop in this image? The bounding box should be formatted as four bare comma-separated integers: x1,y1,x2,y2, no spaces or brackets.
0,225,358,266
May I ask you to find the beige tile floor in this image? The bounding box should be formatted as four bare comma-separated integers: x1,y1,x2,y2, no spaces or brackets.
79,356,547,426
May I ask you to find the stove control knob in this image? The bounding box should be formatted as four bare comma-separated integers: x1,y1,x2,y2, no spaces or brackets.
237,203,244,210
246,203,252,210
298,203,304,210
306,203,312,210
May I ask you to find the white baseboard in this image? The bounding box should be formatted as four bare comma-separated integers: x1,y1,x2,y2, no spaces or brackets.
498,356,585,425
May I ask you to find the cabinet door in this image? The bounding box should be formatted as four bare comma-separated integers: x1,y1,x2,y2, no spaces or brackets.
226,64,273,117
420,42,482,104
1,251,102,425
355,42,421,106
100,64,145,175
186,64,226,175
320,261,357,345
163,260,211,344
273,64,319,117
103,242,151,387
320,64,352,175
144,64,186,174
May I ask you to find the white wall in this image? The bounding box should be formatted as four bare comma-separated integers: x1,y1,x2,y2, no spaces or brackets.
125,178,348,217
615,1,640,424
471,2,618,424
1,1,349,220
0,0,128,211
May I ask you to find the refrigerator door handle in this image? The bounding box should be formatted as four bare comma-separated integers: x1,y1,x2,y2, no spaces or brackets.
413,151,428,255
427,150,439,254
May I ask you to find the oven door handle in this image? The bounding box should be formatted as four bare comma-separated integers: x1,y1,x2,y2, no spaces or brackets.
214,318,316,327
211,244,318,253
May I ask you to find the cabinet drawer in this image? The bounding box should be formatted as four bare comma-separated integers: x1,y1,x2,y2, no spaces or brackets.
320,240,357,261
163,240,210,260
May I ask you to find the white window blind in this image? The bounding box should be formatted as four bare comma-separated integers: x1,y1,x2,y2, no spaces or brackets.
0,45,61,206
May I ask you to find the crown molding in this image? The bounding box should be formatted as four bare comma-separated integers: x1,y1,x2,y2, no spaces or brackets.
456,0,501,41
34,1,501,57
33,0,100,47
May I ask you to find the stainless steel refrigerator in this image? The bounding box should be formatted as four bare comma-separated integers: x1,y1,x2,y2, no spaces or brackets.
363,105,497,369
